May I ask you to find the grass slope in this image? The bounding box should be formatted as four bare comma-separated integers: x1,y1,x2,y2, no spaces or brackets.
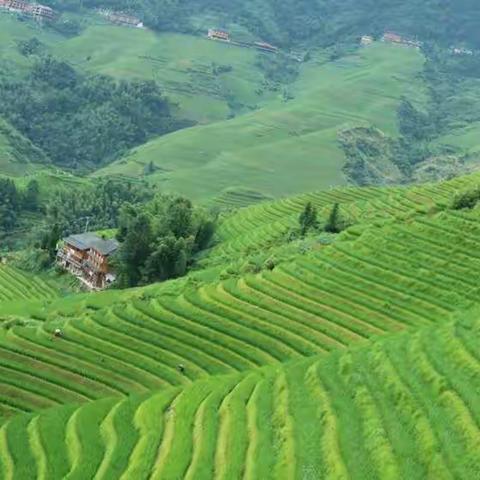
51,26,274,123
0,120,49,177
1,313,479,479
95,43,425,202
0,15,275,125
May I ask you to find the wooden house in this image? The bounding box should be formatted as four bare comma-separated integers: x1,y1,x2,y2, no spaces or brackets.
361,35,374,46
57,233,119,289
208,29,230,41
0,0,55,20
382,31,422,49
254,41,278,53
107,11,143,28
28,3,55,20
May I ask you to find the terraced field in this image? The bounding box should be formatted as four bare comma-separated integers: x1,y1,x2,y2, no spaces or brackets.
0,266,59,306
1,203,479,419
212,171,480,260
1,313,479,479
1,174,480,477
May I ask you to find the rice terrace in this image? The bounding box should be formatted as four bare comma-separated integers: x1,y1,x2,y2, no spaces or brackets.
1,0,480,479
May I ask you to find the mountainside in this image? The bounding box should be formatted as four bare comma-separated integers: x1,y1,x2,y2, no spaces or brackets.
44,0,480,50
1,173,480,476
2,2,480,478
0,120,49,177
95,43,424,201
1,6,480,199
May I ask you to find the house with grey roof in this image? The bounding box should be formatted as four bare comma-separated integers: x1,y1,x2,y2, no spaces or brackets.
57,232,119,290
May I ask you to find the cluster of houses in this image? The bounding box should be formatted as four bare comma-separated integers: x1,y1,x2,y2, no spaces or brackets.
382,32,423,48
0,0,55,20
450,47,474,56
362,32,476,57
56,232,119,290
207,28,278,53
97,8,144,28
361,32,422,49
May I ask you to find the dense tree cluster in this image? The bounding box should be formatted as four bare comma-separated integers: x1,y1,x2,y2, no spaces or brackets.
114,194,215,287
0,57,184,170
451,187,480,210
0,178,40,234
45,179,154,234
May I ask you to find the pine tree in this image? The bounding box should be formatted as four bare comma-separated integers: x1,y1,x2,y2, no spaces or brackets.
24,179,40,212
299,202,317,235
325,203,341,233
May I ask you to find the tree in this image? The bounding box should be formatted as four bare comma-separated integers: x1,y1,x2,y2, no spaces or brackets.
24,179,40,212
0,179,20,233
115,214,152,287
324,203,341,234
144,160,156,175
143,236,188,282
299,202,317,235
194,219,215,251
451,188,480,210
17,37,43,56
41,223,61,261
165,198,193,238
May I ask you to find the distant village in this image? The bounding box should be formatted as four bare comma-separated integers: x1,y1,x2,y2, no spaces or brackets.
0,1,474,62
0,0,55,21
207,29,279,54
96,8,144,29
361,31,475,57
0,1,145,28
360,32,422,49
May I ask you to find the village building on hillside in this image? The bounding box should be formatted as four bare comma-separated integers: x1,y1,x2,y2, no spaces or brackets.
97,8,143,28
57,233,119,290
107,11,143,28
360,35,374,46
208,29,230,42
382,31,422,49
0,0,55,20
450,47,474,56
254,41,278,53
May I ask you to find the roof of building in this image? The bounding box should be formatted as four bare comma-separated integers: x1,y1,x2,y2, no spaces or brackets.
64,233,119,256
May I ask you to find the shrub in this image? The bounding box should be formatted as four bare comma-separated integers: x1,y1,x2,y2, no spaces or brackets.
451,187,480,210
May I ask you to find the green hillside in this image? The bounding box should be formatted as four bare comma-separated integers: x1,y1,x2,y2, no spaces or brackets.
0,175,478,411
51,26,276,123
0,171,480,476
0,15,276,124
0,120,49,177
94,43,425,202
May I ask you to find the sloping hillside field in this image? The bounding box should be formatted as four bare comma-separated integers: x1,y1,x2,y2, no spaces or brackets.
0,15,274,125
96,44,425,202
1,173,480,477
1,316,479,479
